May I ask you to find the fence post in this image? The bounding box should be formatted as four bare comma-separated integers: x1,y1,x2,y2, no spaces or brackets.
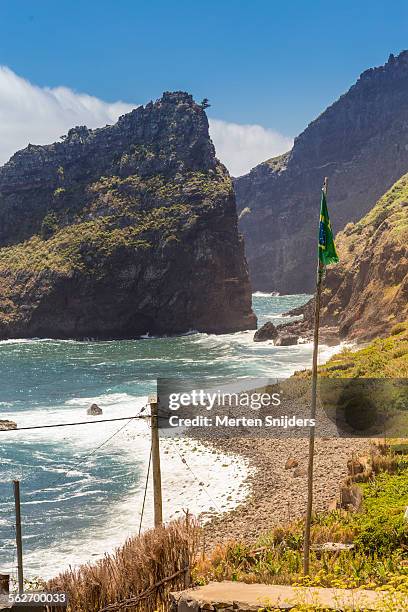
150,397,163,527
13,480,24,594
0,573,9,593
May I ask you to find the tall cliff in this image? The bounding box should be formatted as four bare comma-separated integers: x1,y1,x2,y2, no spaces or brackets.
236,50,408,292
284,173,408,342
0,92,256,339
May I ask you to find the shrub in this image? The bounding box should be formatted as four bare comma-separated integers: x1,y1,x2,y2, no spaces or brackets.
40,212,59,240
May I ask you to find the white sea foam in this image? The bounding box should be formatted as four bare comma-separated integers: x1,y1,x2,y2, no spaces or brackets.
0,386,251,578
21,432,252,578
0,293,345,580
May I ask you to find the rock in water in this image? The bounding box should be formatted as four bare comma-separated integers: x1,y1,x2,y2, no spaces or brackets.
253,321,278,342
0,420,17,430
235,50,408,292
0,92,256,339
87,404,103,416
275,334,298,346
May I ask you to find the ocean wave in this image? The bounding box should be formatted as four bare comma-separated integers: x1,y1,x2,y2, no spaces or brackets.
19,436,251,579
263,312,302,319
0,338,48,345
253,291,280,297
65,392,147,407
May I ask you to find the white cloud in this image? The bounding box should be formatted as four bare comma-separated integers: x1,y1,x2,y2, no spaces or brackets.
208,118,293,176
0,66,292,177
0,66,135,165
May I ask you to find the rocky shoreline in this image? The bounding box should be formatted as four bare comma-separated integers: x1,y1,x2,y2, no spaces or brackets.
253,298,341,347
202,435,370,547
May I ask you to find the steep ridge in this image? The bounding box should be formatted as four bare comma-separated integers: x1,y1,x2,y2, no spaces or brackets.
0,92,256,339
236,50,408,292
284,174,408,342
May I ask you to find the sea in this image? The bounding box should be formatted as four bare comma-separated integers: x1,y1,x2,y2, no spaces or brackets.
0,293,341,579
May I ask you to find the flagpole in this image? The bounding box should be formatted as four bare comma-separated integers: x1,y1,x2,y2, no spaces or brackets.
303,176,327,575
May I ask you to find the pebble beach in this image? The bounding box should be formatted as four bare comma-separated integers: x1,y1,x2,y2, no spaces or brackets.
203,435,371,547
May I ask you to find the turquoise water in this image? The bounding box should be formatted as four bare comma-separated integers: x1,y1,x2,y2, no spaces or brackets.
0,293,318,578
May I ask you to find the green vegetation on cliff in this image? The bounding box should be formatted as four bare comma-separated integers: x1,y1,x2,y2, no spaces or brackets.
281,171,408,344
0,206,183,275
0,170,231,276
321,173,408,340
337,172,408,265
284,172,408,343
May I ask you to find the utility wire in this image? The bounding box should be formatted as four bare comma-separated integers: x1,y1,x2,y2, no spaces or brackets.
161,431,222,513
46,411,147,491
1,411,147,577
138,444,152,536
0,415,149,432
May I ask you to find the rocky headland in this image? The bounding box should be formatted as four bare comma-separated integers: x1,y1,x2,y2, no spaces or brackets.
0,92,256,339
236,50,408,293
278,173,408,343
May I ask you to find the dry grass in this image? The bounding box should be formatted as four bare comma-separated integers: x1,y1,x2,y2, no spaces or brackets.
48,515,199,612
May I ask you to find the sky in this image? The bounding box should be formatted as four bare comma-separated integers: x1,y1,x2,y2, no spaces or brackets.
0,0,408,175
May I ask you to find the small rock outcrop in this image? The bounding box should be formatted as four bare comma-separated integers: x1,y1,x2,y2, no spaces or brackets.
275,334,298,346
340,484,363,511
0,92,256,339
285,457,298,469
235,50,408,292
87,404,103,416
0,419,17,430
253,321,278,342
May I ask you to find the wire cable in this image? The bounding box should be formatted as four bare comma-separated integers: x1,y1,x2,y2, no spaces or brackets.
161,431,222,513
46,412,146,491
138,444,152,536
0,415,149,432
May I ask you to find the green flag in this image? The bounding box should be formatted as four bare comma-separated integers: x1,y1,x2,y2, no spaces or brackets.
318,190,339,266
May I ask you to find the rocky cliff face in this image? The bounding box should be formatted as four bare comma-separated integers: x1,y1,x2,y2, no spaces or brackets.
283,174,408,342
235,51,408,292
0,92,256,339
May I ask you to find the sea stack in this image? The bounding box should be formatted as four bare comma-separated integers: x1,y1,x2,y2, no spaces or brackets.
0,92,256,339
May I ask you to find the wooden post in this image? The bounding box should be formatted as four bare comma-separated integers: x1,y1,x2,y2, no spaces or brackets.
13,480,24,594
303,178,327,575
150,397,163,527
0,574,10,594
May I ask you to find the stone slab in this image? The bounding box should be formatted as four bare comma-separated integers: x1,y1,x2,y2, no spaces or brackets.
170,580,391,611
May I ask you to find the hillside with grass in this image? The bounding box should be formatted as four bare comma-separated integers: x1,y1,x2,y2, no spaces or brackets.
315,322,408,378
47,446,408,611
320,175,408,341
0,92,256,339
283,173,408,343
